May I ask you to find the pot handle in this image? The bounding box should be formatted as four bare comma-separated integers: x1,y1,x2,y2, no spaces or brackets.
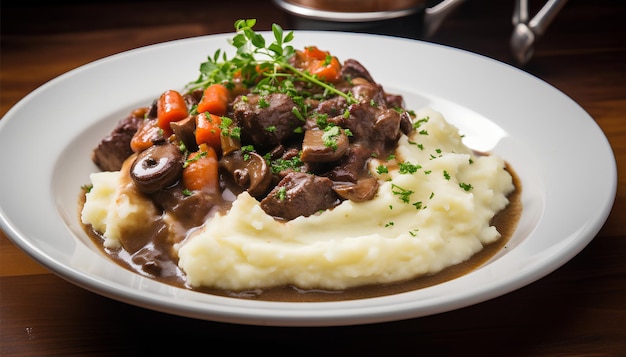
423,0,466,38
510,0,569,65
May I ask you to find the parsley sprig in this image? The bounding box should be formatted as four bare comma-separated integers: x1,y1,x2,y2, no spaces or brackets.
186,19,356,105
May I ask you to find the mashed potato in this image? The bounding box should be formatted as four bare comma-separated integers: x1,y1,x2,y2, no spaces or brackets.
82,108,515,291
81,164,159,250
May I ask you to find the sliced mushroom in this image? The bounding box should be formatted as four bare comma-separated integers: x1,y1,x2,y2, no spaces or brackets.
220,127,241,156
130,143,183,194
169,116,197,152
219,150,272,197
301,128,349,163
332,177,379,202
399,110,413,136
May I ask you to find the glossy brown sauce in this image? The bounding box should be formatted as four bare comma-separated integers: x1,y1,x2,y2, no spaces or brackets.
81,165,521,302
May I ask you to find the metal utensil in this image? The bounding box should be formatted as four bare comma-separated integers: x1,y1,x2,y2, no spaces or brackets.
511,0,569,65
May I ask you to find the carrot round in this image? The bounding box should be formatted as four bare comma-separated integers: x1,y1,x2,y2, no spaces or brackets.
303,46,329,61
130,118,161,152
157,90,189,136
195,113,222,153
197,83,230,116
308,56,341,83
182,145,219,193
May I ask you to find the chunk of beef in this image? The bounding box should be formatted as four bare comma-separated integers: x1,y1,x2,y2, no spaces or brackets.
328,102,376,141
260,172,338,220
325,144,372,183
184,89,203,108
351,81,386,107
340,59,375,83
232,93,302,149
374,108,402,144
385,93,404,109
92,115,143,171
152,187,222,230
314,95,348,117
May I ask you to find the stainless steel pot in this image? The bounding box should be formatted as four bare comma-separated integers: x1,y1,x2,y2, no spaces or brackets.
273,0,569,64
273,0,465,39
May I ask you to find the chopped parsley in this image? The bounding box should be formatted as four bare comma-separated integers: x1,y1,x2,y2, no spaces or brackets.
459,182,473,191
276,187,287,201
267,154,304,174
322,125,341,150
412,116,429,129
258,97,269,108
391,184,413,204
376,165,389,174
399,161,421,174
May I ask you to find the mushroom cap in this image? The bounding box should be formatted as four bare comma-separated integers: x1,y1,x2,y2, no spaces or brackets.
219,150,272,198
130,143,183,193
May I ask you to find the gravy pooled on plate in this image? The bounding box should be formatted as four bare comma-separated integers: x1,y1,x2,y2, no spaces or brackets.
80,19,521,301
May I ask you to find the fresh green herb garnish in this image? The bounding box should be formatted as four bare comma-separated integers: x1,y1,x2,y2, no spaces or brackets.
376,165,389,174
391,184,414,204
186,19,356,106
322,125,342,150
459,182,473,191
399,161,421,174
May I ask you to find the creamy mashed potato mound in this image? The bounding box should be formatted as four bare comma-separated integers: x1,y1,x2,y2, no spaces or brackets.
82,108,515,291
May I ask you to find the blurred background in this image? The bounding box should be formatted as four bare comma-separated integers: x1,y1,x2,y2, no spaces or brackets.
2,0,624,116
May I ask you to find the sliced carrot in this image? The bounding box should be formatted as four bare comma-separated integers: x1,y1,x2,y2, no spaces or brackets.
303,46,329,61
195,113,222,153
130,118,161,152
182,144,219,193
197,83,230,116
308,56,341,83
157,90,188,136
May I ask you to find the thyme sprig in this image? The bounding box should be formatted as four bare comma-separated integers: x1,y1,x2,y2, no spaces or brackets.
186,19,356,104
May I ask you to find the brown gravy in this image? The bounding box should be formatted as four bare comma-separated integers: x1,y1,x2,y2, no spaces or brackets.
81,165,521,302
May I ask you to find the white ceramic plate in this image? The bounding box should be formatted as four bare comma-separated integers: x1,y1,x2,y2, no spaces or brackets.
0,32,616,327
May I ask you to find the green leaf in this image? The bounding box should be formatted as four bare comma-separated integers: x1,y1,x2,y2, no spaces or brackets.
251,33,266,48
232,33,247,48
268,43,283,56
283,31,294,43
272,24,283,44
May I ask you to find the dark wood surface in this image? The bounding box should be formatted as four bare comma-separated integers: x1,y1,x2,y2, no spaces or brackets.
1,0,625,355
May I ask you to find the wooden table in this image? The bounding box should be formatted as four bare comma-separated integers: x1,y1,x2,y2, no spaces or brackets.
1,0,624,355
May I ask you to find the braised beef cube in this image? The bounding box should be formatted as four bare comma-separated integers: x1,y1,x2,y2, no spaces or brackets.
260,172,338,220
92,115,143,171
146,99,158,119
326,144,372,183
385,93,405,109
374,108,402,143
340,58,375,83
301,128,349,163
351,82,386,107
152,187,220,229
328,102,375,141
184,89,203,108
232,93,302,149
315,96,348,117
